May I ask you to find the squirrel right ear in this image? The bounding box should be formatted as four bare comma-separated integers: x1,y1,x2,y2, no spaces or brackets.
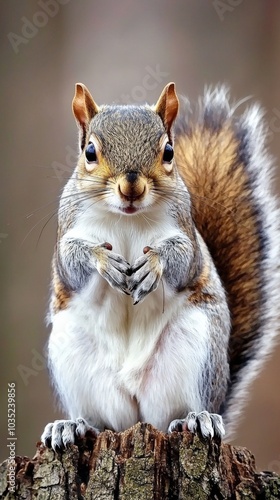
72,83,99,150
154,82,179,138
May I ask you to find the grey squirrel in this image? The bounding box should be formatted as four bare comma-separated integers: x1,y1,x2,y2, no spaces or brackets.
41,82,280,449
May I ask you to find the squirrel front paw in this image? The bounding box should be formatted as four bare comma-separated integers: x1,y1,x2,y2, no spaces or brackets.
41,417,99,450
127,247,163,304
92,242,130,294
168,411,225,439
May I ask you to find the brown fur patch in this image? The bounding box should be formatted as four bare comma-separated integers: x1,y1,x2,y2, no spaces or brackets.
188,261,214,305
51,260,72,314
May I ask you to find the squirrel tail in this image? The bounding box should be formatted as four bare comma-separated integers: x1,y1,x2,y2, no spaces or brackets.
174,86,280,436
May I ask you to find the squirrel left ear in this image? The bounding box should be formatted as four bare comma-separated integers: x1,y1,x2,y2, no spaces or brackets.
154,82,179,136
72,83,99,150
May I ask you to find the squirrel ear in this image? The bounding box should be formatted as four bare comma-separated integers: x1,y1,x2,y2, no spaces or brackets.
154,82,179,136
72,83,99,149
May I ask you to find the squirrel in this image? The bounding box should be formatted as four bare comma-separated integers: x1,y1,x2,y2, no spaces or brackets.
41,82,280,449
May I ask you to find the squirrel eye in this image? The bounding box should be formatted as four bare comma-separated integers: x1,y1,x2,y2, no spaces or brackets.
85,142,97,163
163,143,174,163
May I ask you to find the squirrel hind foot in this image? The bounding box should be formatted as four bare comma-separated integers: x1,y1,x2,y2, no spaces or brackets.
168,411,225,439
41,417,99,451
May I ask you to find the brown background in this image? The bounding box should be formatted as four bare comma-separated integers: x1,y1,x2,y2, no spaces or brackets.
1,0,280,471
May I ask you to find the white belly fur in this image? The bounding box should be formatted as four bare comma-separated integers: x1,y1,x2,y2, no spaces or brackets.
49,209,210,431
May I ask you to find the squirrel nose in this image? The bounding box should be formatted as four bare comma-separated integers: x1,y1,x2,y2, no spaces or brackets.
118,173,146,200
126,171,138,183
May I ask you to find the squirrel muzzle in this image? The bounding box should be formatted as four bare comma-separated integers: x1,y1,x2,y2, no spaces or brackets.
118,171,146,202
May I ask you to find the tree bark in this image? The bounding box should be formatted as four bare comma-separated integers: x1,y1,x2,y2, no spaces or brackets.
0,423,280,499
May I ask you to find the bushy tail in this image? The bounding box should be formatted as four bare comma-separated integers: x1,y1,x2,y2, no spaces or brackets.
174,87,280,435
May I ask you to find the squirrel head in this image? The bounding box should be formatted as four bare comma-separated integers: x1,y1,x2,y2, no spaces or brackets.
72,82,179,215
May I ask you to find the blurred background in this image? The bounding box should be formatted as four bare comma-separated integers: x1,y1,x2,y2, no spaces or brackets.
1,0,280,471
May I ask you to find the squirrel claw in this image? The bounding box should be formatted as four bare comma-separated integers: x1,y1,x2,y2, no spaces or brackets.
127,251,162,303
41,417,99,451
168,411,225,439
93,245,130,294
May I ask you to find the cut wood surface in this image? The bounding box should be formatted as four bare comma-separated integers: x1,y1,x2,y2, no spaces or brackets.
0,423,280,499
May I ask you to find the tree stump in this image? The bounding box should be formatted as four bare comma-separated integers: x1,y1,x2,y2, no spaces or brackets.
0,423,280,499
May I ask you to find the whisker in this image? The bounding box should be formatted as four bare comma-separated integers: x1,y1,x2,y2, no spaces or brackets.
73,190,114,214
140,213,154,230
114,213,123,226
34,193,106,247
36,211,58,248
25,187,111,219
21,208,59,247
22,190,112,247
